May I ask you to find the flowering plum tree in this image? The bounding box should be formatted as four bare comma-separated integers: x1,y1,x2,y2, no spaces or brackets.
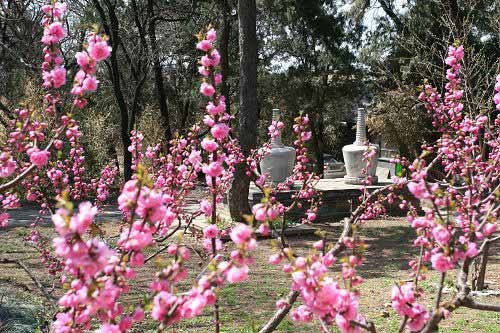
0,2,499,332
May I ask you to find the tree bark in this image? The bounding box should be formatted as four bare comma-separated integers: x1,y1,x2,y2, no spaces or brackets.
228,0,258,221
92,0,148,181
94,0,133,181
148,0,173,142
311,119,325,177
259,290,299,333
472,242,489,291
219,0,231,114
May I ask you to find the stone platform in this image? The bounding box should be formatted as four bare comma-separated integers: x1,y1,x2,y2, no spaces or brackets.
249,178,394,222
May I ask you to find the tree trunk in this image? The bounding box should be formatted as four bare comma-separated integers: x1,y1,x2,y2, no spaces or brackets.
310,115,324,177
148,0,172,142
472,243,489,291
219,0,231,114
99,0,133,181
228,0,258,221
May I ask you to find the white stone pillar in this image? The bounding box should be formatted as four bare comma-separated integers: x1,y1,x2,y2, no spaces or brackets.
260,108,296,185
342,107,379,184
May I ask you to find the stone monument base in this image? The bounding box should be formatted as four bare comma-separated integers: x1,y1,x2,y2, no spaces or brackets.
343,175,378,185
249,178,401,222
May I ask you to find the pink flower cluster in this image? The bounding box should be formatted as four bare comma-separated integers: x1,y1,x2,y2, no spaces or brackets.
51,201,127,332
71,33,111,108
411,45,498,276
128,130,145,171
149,224,257,327
268,120,285,138
118,179,177,244
0,152,17,177
285,248,365,333
0,193,20,228
391,283,429,331
41,3,67,90
28,147,50,168
96,164,118,203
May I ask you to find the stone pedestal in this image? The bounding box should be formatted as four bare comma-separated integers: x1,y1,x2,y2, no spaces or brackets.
342,108,378,185
260,109,296,185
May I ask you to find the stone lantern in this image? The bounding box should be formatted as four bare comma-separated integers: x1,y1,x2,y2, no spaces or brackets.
342,107,379,184
260,108,296,185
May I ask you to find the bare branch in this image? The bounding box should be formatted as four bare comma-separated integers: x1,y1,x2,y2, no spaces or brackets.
0,258,57,302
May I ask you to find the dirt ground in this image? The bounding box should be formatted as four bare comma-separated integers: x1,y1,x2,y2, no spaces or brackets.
0,215,499,332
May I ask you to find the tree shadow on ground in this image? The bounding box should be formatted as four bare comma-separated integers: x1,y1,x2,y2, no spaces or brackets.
283,219,418,280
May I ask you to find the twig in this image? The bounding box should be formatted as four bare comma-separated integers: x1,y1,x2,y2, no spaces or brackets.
351,319,377,333
0,127,64,192
319,318,332,332
0,258,57,302
397,316,408,333
258,289,299,333
434,272,446,310
462,298,500,312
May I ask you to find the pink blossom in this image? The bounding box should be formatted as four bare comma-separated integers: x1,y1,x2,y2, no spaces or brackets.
483,223,497,236
202,162,223,177
407,181,430,199
322,252,336,266
215,74,222,85
431,252,454,272
0,212,8,228
252,204,267,222
42,22,66,45
391,283,416,317
267,207,279,220
196,40,212,52
188,150,202,166
0,154,17,177
75,51,89,66
206,29,217,42
226,265,249,283
301,131,312,141
493,93,500,105
306,212,316,221
258,223,269,236
28,148,50,167
82,76,98,91
201,138,218,152
200,82,215,96
181,295,208,318
71,201,98,234
313,240,323,250
290,305,313,322
210,50,221,66
432,225,451,244
336,315,363,333
206,101,225,115
201,55,212,67
200,199,213,216
88,41,111,61
407,303,429,331
268,254,282,265
465,242,478,257
198,66,210,76
203,225,219,239
203,238,222,251
211,123,230,140
230,223,252,245
44,67,66,88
